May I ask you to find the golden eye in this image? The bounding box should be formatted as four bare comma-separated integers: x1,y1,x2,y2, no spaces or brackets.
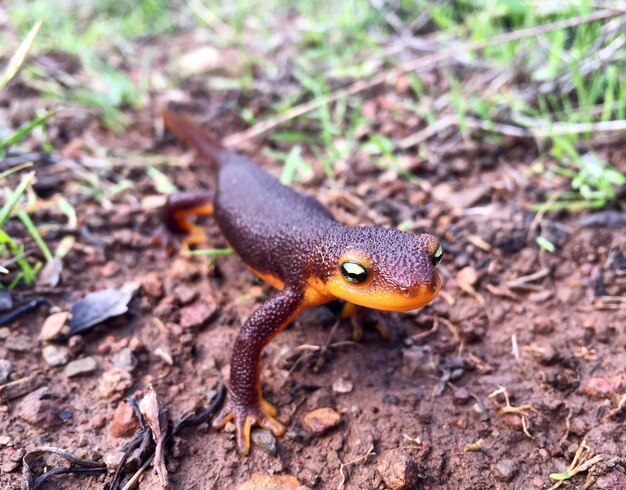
340,261,369,284
432,245,443,266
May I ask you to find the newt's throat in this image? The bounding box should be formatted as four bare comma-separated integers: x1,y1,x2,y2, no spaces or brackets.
325,274,441,312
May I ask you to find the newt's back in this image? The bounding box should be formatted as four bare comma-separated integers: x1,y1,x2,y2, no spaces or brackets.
214,157,336,282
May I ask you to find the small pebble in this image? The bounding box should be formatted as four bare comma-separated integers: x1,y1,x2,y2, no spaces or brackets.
383,394,401,405
332,378,353,394
0,435,11,445
173,285,198,305
376,448,420,490
236,473,302,490
39,312,69,341
98,368,132,398
581,376,621,399
0,327,9,339
100,260,121,278
179,302,217,329
103,451,123,469
64,356,98,378
141,272,163,298
302,407,341,436
402,345,438,376
111,347,137,373
67,335,85,356
0,359,12,384
90,414,107,430
0,291,13,311
493,459,517,483
42,344,70,367
16,387,59,428
452,388,471,406
58,408,73,420
6,335,32,353
110,401,138,437
251,429,277,456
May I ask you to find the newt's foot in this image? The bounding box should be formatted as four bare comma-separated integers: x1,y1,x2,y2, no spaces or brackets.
151,224,208,256
212,396,286,455
339,302,390,342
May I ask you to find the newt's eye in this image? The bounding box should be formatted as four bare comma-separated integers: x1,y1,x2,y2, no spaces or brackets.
340,261,369,284
432,245,443,266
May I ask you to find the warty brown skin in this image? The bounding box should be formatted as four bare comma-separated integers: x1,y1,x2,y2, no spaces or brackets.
160,110,442,454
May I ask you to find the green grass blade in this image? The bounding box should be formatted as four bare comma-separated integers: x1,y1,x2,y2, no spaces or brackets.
17,209,53,262
0,111,55,150
0,171,35,227
0,21,42,90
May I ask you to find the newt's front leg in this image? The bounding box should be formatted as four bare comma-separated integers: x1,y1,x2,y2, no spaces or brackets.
213,287,304,454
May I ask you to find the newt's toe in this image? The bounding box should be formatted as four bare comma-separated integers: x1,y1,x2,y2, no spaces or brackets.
212,396,286,455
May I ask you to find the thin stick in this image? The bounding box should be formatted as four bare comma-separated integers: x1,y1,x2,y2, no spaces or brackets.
223,9,623,146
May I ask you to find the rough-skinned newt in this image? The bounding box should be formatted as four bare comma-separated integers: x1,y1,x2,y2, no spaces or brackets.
160,110,443,454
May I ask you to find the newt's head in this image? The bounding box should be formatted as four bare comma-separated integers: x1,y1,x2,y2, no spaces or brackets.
323,227,442,311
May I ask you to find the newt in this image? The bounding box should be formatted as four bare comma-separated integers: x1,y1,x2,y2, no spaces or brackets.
160,110,443,454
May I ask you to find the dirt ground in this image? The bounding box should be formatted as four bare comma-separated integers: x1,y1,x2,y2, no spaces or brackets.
1,38,626,490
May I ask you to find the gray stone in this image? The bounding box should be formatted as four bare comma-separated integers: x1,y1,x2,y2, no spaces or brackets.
42,344,70,367
0,359,12,384
493,459,517,483
111,347,137,373
64,357,97,378
251,429,277,456
6,335,31,353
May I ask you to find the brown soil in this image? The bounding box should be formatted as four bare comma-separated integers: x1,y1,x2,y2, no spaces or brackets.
1,38,625,490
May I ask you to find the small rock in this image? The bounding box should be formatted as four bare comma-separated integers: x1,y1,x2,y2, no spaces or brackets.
169,257,200,281
100,260,121,278
39,312,69,341
402,345,438,376
332,378,353,394
103,451,123,469
6,335,32,352
0,435,11,445
251,429,277,456
173,285,198,305
504,414,523,430
236,473,302,490
0,447,24,473
17,387,59,428
98,368,132,398
0,327,9,339
64,356,97,378
376,448,420,490
179,302,217,329
0,359,12,384
111,347,137,373
67,335,85,356
383,394,401,405
0,291,13,311
532,316,554,335
90,414,107,429
302,407,341,436
141,272,163,298
493,459,517,483
453,388,471,406
58,408,73,420
581,376,623,398
42,344,70,367
110,401,138,437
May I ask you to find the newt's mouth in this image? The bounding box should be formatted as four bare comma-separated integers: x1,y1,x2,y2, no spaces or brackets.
326,272,441,312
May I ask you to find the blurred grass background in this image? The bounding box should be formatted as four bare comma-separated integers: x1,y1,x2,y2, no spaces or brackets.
1,0,626,286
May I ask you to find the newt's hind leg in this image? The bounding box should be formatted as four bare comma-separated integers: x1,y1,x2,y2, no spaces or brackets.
159,190,214,252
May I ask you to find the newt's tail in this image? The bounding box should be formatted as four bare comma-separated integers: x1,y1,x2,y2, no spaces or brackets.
161,109,226,172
